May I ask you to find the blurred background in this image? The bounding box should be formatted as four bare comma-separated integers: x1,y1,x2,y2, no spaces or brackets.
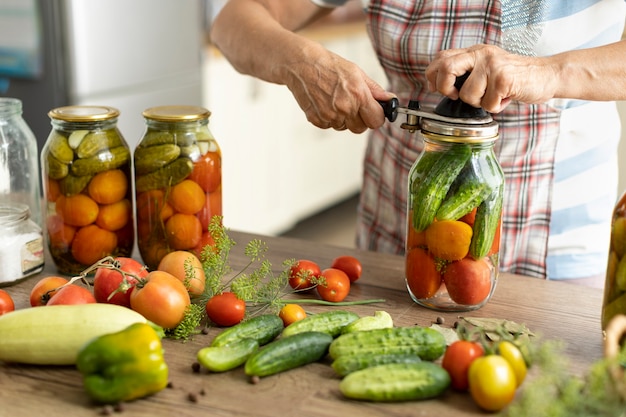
1,0,625,249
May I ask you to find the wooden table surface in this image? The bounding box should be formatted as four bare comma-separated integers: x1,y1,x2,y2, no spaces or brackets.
0,231,605,417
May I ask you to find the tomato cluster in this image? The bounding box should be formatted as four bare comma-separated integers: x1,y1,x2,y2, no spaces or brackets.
288,255,362,303
441,338,528,412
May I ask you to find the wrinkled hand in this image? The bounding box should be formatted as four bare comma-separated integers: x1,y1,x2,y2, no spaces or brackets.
425,44,557,113
283,49,394,133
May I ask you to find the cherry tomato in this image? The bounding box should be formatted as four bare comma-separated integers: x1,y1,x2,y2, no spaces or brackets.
468,355,517,412
330,255,362,283
93,257,148,307
443,257,492,305
205,292,246,327
278,303,307,327
497,341,527,387
441,340,485,391
130,270,191,329
0,289,15,315
317,268,350,302
288,259,321,291
29,276,69,306
47,284,97,306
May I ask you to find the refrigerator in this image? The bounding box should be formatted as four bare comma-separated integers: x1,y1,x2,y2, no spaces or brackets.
0,0,207,152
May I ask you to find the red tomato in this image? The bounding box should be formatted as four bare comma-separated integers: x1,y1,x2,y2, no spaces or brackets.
441,340,485,391
47,284,96,305
0,289,15,315
205,292,246,327
317,268,350,302
330,255,362,283
443,258,492,305
288,259,321,291
278,303,307,327
29,276,69,306
405,247,442,299
93,257,148,307
130,270,191,329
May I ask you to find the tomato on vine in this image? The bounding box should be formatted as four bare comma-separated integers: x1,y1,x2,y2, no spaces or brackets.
47,284,96,305
205,292,246,327
441,340,485,391
130,270,191,329
288,259,321,291
29,276,69,306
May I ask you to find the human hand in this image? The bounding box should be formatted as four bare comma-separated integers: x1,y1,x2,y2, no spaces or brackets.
283,48,394,133
425,44,557,113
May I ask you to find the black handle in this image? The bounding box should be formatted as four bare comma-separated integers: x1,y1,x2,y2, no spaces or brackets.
377,97,399,122
434,73,488,119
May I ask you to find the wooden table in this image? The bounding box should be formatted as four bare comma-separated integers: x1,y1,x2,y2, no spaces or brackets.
0,231,605,417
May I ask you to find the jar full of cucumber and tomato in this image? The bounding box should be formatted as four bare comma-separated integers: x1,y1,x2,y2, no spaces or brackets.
405,118,503,311
42,106,134,274
134,105,222,270
602,190,626,329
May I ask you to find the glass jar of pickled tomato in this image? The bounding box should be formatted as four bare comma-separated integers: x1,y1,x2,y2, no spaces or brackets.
42,106,134,274
405,118,503,311
134,105,222,269
602,190,626,329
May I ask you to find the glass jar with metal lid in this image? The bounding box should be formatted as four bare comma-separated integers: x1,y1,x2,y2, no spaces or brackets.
41,105,133,274
602,189,626,329
134,105,222,270
405,118,504,312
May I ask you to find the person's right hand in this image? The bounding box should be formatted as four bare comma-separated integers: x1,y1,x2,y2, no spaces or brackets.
283,46,395,133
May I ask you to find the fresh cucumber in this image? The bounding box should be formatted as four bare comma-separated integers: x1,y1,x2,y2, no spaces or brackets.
281,310,359,338
244,331,333,378
469,190,503,259
341,310,393,334
197,338,259,372
331,353,422,377
211,314,284,347
411,144,472,231
329,325,446,361
339,362,451,402
436,175,487,221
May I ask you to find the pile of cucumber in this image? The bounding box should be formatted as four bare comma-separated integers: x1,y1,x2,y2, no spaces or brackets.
196,310,451,402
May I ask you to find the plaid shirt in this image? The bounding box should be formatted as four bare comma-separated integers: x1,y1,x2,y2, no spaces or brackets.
350,0,624,279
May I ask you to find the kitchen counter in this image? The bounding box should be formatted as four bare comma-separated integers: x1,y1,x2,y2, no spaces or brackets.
0,231,605,416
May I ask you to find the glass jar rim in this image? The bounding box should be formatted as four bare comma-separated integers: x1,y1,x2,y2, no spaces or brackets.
0,97,22,116
0,202,29,226
48,105,120,122
421,118,499,140
142,105,211,122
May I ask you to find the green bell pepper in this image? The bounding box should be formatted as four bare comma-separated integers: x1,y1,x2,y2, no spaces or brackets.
76,322,168,404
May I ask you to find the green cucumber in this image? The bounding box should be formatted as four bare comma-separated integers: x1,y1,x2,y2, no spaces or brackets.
339,362,451,402
244,331,332,378
197,338,259,372
411,144,472,231
211,314,284,347
341,310,393,334
469,189,503,259
436,172,487,221
329,325,446,361
281,310,359,338
331,353,422,377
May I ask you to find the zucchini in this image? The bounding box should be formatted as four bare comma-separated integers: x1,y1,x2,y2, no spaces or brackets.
331,353,422,377
197,338,259,372
244,331,332,378
411,144,472,231
210,314,284,347
281,310,359,338
341,310,393,334
0,304,147,365
329,325,446,361
339,362,451,402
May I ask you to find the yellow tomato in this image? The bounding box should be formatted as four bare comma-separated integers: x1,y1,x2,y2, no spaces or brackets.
468,355,517,412
278,304,307,327
497,340,528,387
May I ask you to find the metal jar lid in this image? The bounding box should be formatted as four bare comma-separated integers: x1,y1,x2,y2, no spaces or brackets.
420,118,499,142
142,105,211,122
48,105,120,122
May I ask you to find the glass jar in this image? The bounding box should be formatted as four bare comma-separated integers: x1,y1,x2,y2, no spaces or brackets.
0,98,42,225
134,105,222,270
405,118,503,311
602,190,626,329
0,203,44,286
41,106,134,274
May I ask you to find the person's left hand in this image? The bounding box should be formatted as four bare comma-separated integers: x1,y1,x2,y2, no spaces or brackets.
425,44,557,113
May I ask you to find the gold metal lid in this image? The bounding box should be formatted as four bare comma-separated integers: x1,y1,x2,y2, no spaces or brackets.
142,105,211,122
421,118,499,141
48,105,120,121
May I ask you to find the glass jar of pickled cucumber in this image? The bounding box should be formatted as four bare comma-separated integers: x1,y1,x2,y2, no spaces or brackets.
41,106,134,274
602,190,626,329
405,118,503,312
134,105,222,270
